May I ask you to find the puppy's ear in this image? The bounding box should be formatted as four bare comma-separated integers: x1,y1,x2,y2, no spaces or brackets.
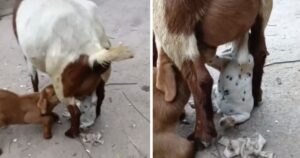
37,92,48,115
156,51,177,102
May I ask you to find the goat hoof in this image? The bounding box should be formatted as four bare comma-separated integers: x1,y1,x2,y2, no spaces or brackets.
254,89,263,107
194,138,206,151
44,134,52,139
65,129,79,138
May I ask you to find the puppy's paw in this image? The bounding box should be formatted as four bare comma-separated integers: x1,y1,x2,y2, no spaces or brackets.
220,116,235,128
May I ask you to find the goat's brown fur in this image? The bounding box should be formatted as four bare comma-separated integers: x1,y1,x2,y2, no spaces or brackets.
181,54,216,144
61,55,109,138
0,85,59,139
249,16,268,106
153,53,194,158
155,0,270,145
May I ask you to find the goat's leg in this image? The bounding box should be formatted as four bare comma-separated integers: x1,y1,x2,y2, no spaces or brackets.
249,16,268,106
96,80,105,118
25,57,39,92
0,114,6,127
65,105,81,138
249,0,272,106
181,57,217,148
41,116,54,139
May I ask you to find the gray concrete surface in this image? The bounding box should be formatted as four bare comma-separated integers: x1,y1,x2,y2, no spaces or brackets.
177,0,300,157
0,0,149,158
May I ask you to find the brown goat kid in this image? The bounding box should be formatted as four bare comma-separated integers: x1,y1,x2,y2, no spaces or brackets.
153,53,194,158
0,85,60,139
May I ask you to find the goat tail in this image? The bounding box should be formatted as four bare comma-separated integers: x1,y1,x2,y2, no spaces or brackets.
88,45,134,66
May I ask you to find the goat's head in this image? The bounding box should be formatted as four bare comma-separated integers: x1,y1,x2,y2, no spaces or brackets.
61,45,134,101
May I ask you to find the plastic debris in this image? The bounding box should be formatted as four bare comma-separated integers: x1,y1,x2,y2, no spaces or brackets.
131,124,137,128
80,132,104,146
218,133,273,158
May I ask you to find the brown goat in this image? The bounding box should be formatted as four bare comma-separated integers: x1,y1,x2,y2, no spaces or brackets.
154,52,194,158
153,0,272,146
0,85,60,139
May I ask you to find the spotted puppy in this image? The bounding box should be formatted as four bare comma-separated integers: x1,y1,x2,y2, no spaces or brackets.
209,34,254,127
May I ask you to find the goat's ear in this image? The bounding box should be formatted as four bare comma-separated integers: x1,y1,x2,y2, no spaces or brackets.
37,92,47,115
156,52,177,102
89,45,134,66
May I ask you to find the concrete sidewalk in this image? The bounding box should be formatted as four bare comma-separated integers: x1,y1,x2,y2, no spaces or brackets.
0,0,149,158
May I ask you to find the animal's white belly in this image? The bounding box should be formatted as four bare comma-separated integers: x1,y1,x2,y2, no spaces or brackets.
215,55,254,115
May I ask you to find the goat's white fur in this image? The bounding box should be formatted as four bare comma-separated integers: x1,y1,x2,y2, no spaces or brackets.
17,0,132,102
16,0,133,127
153,0,200,69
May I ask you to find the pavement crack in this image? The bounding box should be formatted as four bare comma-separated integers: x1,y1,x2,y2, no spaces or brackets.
122,91,150,123
77,139,93,158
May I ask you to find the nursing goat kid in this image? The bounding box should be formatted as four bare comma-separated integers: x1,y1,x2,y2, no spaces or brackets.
153,0,272,146
13,0,134,138
153,52,194,158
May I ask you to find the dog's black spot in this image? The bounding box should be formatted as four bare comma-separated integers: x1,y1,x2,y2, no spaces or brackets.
244,91,246,94
239,74,242,79
226,75,230,79
224,90,230,96
229,77,233,81
236,82,239,86
247,73,252,77
229,109,234,113
242,98,245,102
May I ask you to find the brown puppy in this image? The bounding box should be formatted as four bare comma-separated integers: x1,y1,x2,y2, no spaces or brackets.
153,53,194,158
0,85,59,139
